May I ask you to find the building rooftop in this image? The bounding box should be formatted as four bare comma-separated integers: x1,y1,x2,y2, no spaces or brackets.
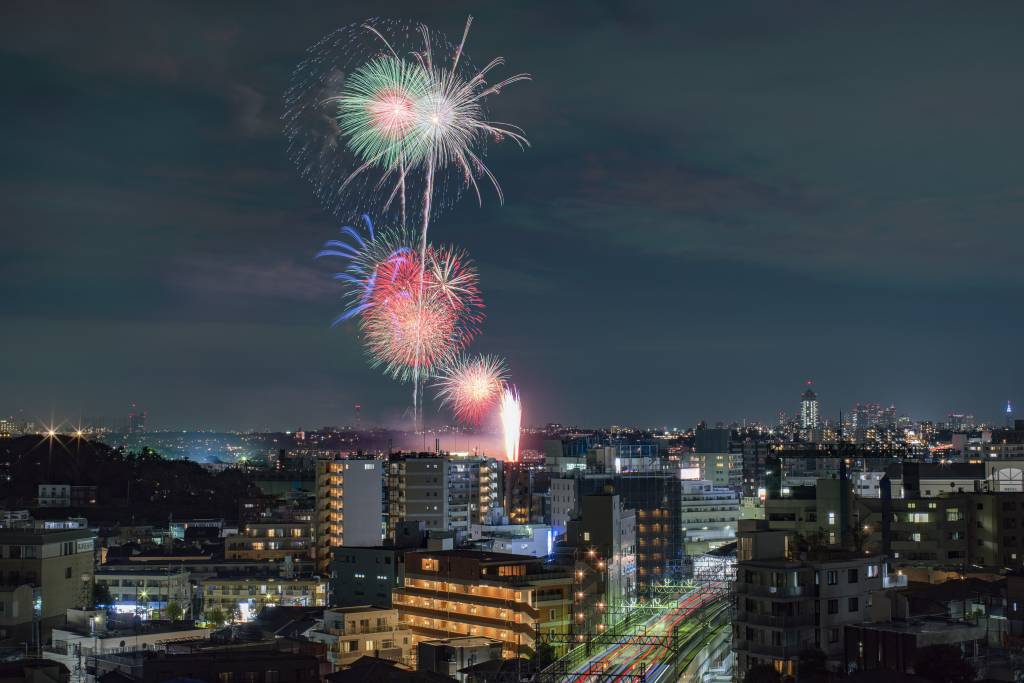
0,528,94,543
96,566,190,576
852,617,986,636
324,655,452,683
885,462,985,479
408,549,543,564
706,541,737,557
201,574,322,582
898,578,1005,602
741,550,883,569
326,605,394,615
56,621,210,639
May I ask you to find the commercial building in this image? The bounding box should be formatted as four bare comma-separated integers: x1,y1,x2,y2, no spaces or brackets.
694,428,732,455
199,575,327,620
308,605,412,670
566,491,637,632
550,472,682,595
393,550,572,658
315,456,385,574
94,566,192,618
764,477,851,547
0,528,95,642
502,462,548,525
331,546,406,609
733,522,890,677
680,480,739,552
543,437,590,474
739,437,771,498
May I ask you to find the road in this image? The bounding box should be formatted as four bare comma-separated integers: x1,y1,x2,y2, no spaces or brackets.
567,587,727,682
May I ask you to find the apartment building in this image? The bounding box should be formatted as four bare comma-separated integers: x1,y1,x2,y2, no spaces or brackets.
225,520,315,561
315,456,385,574
308,605,412,670
393,550,572,658
199,575,327,620
0,528,95,641
734,522,891,677
387,455,502,541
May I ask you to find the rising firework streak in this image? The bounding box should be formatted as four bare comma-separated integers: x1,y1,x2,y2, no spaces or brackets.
500,385,522,463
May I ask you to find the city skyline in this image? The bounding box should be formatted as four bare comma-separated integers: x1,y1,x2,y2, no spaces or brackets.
5,2,1024,429
0,382,1015,434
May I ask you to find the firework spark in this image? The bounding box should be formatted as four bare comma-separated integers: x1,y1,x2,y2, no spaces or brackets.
434,354,508,424
316,218,483,381
285,16,529,237
500,385,522,463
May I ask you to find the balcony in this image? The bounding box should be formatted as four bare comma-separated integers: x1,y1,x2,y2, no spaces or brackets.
735,584,806,598
735,641,803,658
736,612,816,628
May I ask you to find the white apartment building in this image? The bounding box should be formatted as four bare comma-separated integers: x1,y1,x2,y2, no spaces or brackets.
308,605,412,670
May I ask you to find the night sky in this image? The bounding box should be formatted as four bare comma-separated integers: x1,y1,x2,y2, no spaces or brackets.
4,2,1024,431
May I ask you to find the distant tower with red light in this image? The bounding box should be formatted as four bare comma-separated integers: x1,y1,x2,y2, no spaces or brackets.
354,404,362,431
128,403,147,433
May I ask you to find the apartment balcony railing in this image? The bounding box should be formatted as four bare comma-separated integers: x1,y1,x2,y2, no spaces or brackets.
735,612,816,628
735,583,807,598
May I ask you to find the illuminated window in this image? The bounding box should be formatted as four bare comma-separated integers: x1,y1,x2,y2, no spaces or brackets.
422,558,439,572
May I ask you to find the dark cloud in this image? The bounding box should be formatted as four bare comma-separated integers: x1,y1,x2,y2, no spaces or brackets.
2,1,1023,429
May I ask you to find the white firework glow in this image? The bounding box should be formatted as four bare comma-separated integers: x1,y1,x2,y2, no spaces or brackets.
500,385,521,463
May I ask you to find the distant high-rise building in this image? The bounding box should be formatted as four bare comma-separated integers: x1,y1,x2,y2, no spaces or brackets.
947,413,975,432
852,403,897,430
0,417,12,439
800,383,819,429
128,404,146,433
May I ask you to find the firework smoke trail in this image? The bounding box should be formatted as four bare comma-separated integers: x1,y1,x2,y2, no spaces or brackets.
500,385,522,463
434,354,509,425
